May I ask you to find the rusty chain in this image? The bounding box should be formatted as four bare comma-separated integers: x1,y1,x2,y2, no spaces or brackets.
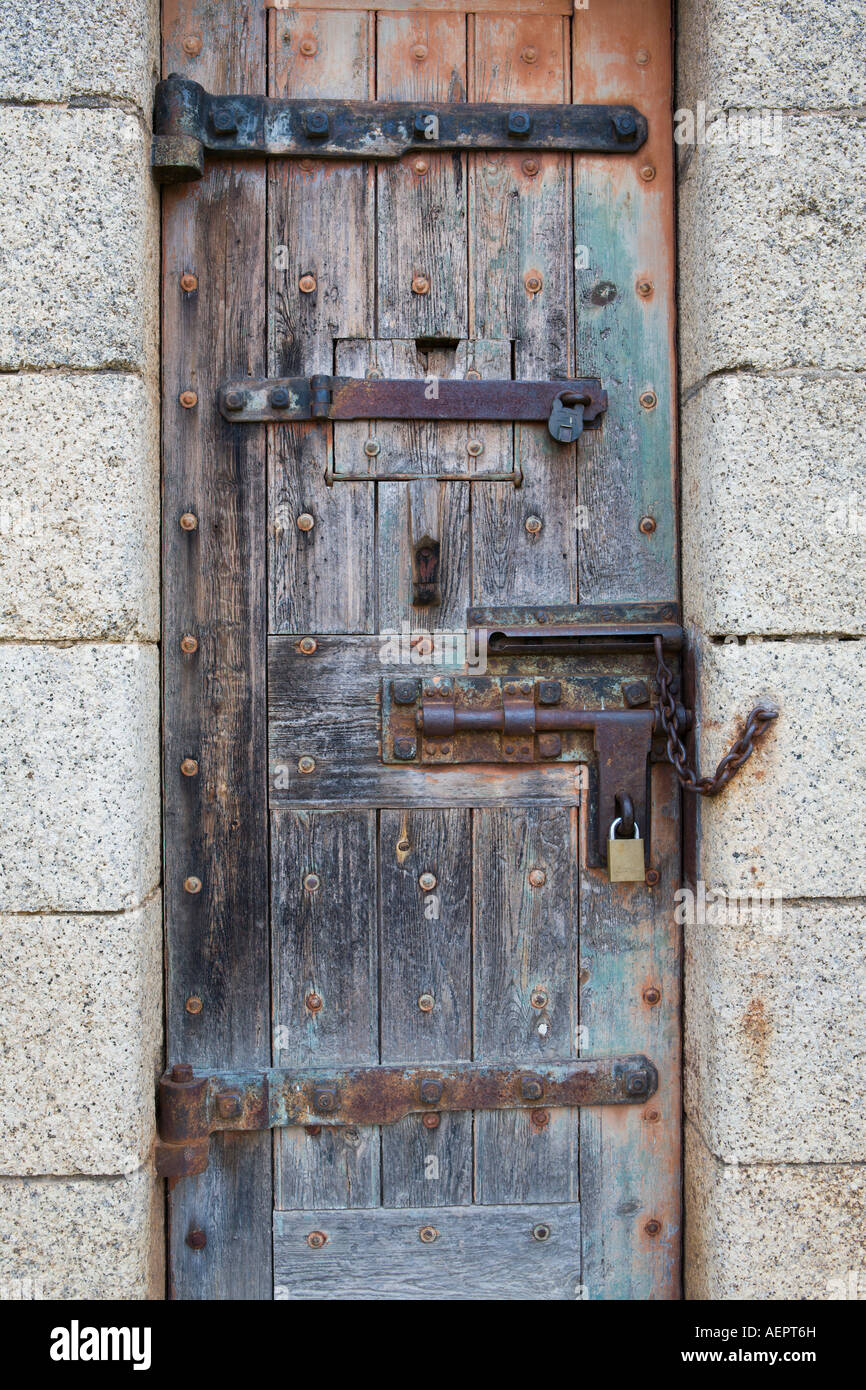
653,637,779,795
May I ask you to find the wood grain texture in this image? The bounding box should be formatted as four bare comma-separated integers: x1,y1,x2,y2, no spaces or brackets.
272,809,380,1209
274,1203,583,1300
376,13,468,338
573,0,678,603
270,2,574,13
473,807,580,1203
469,14,577,607
269,10,376,634
162,0,271,1301
379,809,473,1206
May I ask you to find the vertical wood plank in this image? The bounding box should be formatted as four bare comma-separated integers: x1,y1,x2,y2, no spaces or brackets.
162,0,271,1300
376,12,468,339
269,10,376,634
272,810,380,1210
469,14,577,606
379,809,473,1206
573,0,678,602
473,806,580,1205
579,764,682,1299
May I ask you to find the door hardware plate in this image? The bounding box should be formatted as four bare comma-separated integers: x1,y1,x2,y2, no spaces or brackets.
156,1056,658,1177
152,76,648,183
217,374,607,428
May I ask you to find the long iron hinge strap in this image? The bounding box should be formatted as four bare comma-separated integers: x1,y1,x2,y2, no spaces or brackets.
156,1056,657,1177
152,76,649,183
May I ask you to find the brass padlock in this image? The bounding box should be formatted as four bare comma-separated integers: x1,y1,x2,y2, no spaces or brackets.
607,816,645,883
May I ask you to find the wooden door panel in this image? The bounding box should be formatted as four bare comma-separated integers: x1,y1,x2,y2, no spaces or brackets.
163,0,680,1300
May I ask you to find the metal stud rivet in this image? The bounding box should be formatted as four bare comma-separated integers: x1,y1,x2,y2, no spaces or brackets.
523,270,543,294
298,755,316,774
521,46,538,64
179,273,198,292
224,390,245,411
179,390,198,409
182,37,202,57
186,1226,207,1248
300,38,318,57
466,439,484,457
413,158,429,176
645,1219,661,1237
412,274,431,295
303,873,321,894
419,1225,438,1243
639,390,658,410
298,637,317,655
418,872,437,892
411,43,428,61
418,993,435,1013
636,278,654,298
639,165,656,182
307,1231,327,1249
525,515,543,535
643,986,662,1006
639,515,657,534
635,48,651,65
364,438,381,457
180,634,198,654
522,158,540,177
184,876,202,895
305,991,323,1011
180,758,199,778
297,513,315,531
179,512,198,531
528,868,546,887
530,988,549,1010
185,996,203,1015
422,1112,440,1130
299,273,317,293
531,1223,551,1242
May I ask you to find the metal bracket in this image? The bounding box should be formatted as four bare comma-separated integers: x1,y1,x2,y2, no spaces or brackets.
156,1056,658,1177
382,603,689,866
217,375,608,435
152,75,648,183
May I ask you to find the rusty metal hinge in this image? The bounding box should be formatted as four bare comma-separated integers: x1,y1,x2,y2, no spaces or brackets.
216,375,607,451
156,1056,658,1178
152,75,648,183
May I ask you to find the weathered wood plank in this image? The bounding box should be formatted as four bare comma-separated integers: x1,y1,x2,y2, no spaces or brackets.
469,13,577,607
269,9,376,634
578,762,682,1299
268,634,584,807
472,806,580,1203
573,0,678,602
376,12,468,339
274,1203,583,1300
269,2,574,13
272,809,380,1210
162,0,271,1302
379,809,473,1206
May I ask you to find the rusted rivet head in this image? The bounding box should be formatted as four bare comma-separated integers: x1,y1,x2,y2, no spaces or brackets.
298,636,318,655
422,1112,440,1130
523,270,543,294
298,755,316,774
180,757,199,777
521,1075,544,1102
364,438,381,457
467,438,484,458
525,515,543,534
298,158,317,175
613,111,637,140
186,1227,207,1250
521,157,540,177
623,679,650,707
413,157,429,176
179,390,198,409
303,873,321,894
305,991,323,1012
307,1231,327,1249
185,996,203,1015
411,42,428,61
171,1063,193,1083
270,387,291,408
645,1109,661,1124
299,273,317,294
312,1087,337,1113
521,46,538,64
635,48,651,66
179,512,198,531
418,992,435,1013
418,871,437,892
507,110,532,139
394,737,417,760
215,1089,242,1120
528,868,546,888
645,867,660,886
626,1069,650,1097
297,512,315,531
465,368,481,380
531,1109,550,1127
179,272,198,293
305,1124,322,1137
639,390,658,410
420,1078,443,1105
223,389,245,411
644,1219,662,1237
180,634,198,654
643,986,662,1006
639,515,657,535
636,278,654,298
211,106,237,134
419,1225,438,1243
639,165,656,182
299,37,318,57
537,733,562,759
304,111,329,139
182,36,202,56
531,1222,551,1242
530,988,549,1010
412,274,431,295
184,876,202,895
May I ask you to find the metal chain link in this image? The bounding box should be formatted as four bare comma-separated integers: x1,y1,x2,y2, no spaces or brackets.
654,637,779,795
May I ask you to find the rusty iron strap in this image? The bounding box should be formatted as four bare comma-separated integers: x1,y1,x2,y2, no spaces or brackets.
157,1056,657,1178
217,375,608,426
654,636,779,794
152,75,648,183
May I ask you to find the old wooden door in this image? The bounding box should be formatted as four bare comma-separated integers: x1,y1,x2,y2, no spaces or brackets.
161,0,680,1300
